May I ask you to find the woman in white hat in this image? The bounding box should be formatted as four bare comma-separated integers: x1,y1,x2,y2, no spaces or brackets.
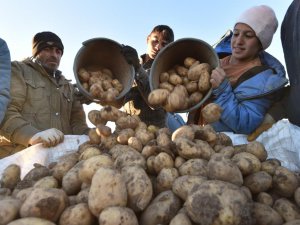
189,5,288,135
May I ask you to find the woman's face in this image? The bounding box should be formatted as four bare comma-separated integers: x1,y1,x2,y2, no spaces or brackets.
146,31,170,59
231,23,262,63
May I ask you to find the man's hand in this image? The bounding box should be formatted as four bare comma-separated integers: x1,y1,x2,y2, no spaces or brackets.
247,113,275,141
121,45,140,71
29,128,64,147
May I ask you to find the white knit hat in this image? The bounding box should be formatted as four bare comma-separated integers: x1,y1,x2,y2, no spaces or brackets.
235,5,278,50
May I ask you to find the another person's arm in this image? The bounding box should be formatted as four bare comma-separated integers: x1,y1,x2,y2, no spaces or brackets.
0,38,11,123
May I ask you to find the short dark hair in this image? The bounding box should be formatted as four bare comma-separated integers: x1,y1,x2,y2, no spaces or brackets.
150,25,174,43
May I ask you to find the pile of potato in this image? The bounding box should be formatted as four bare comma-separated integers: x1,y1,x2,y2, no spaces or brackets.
78,67,123,103
148,57,212,112
1,105,300,225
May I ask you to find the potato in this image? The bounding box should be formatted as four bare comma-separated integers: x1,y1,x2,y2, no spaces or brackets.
252,202,283,225
89,83,104,99
256,192,274,206
154,152,174,174
261,158,281,175
175,65,188,77
121,166,153,212
175,137,214,160
62,161,84,195
58,203,96,225
0,198,21,224
156,131,172,150
273,166,299,198
185,81,198,93
78,68,90,82
171,125,195,141
114,150,146,170
295,187,300,208
178,158,208,177
159,72,169,83
7,217,56,225
88,110,107,126
156,168,179,194
111,79,123,92
135,129,155,145
0,164,21,190
174,156,186,168
20,188,69,222
208,153,243,186
79,146,101,160
146,156,156,175
51,153,79,182
127,137,143,152
246,141,268,162
14,187,34,203
187,63,210,81
99,206,138,225
184,57,197,68
78,154,113,184
185,180,253,224
201,103,223,124
141,145,158,159
172,175,207,201
88,167,127,216
243,171,272,194
76,187,90,204
164,86,188,112
139,190,181,225
193,124,218,144
116,128,135,145
273,198,300,222
115,115,140,130
188,92,203,106
15,164,50,189
169,74,183,85
88,128,101,144
169,212,193,225
33,176,58,189
109,144,137,160
231,152,261,176
95,124,112,138
198,69,211,92
159,82,174,92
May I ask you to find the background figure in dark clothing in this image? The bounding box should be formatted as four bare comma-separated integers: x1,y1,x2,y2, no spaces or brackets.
248,0,300,140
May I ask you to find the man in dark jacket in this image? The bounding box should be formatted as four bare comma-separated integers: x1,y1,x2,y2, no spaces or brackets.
0,31,89,158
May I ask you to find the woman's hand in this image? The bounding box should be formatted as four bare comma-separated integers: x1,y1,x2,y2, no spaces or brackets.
210,67,226,88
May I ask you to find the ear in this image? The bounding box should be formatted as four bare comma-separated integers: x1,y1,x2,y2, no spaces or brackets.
146,35,150,43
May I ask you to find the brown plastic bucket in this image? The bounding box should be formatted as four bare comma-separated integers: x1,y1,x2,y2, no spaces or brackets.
150,38,220,113
73,38,135,102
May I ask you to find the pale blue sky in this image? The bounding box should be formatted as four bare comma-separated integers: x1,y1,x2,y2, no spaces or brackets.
1,0,292,82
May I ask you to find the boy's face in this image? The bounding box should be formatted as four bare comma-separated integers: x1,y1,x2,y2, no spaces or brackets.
146,31,171,59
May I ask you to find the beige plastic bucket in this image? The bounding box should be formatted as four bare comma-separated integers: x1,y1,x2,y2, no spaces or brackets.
73,38,135,102
150,38,220,113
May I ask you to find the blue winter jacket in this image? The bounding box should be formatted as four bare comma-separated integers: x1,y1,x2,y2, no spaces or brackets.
0,38,11,124
211,31,288,134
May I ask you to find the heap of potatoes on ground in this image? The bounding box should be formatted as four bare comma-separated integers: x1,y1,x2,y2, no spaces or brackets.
1,105,300,225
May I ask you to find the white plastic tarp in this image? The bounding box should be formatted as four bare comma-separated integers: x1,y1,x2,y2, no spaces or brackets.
0,135,89,179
